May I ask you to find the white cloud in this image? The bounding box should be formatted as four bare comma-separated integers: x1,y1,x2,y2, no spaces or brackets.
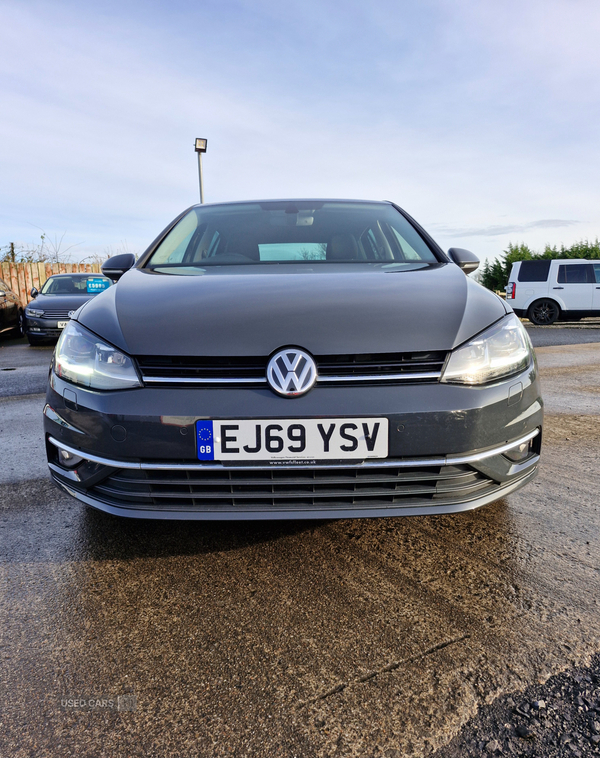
0,0,599,265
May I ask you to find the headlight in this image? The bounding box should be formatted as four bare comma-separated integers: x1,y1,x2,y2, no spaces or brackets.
54,322,141,390
26,307,44,317
441,314,533,385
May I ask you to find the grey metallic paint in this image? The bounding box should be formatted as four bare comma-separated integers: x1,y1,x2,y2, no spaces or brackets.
44,199,542,519
79,263,507,357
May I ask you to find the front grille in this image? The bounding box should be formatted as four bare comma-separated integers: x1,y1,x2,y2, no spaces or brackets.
136,355,265,381
42,310,73,319
87,461,497,512
135,351,447,387
317,351,446,384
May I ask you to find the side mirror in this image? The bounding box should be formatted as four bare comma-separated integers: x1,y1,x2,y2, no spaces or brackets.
448,247,479,275
30,287,38,298
101,253,136,282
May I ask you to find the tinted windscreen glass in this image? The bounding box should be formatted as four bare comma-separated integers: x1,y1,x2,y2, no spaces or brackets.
145,202,440,271
40,276,112,295
557,264,593,284
517,260,551,282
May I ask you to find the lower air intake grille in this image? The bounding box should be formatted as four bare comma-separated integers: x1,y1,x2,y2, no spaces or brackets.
88,462,497,512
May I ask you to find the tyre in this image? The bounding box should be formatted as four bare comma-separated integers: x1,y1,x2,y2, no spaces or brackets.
14,310,24,337
27,335,47,346
528,299,560,326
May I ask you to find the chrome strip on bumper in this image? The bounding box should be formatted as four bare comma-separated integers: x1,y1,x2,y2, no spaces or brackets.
317,372,441,383
141,371,442,385
47,428,539,472
142,376,265,384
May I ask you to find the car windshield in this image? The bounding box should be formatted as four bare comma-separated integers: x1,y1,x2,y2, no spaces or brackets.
40,276,111,295
145,201,440,273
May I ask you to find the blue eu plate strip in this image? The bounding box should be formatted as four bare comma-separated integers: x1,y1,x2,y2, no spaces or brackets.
196,420,215,460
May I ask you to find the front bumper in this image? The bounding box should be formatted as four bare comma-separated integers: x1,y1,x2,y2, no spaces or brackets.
25,316,67,341
44,366,543,519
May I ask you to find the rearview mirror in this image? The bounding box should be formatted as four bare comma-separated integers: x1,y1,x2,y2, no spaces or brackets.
448,248,479,275
101,253,136,282
30,287,38,298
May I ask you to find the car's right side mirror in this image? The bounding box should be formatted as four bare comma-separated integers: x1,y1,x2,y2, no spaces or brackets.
447,248,479,275
30,287,38,298
101,253,136,282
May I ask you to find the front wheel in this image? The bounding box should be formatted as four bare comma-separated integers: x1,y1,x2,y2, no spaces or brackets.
14,310,24,337
528,299,560,326
27,335,48,346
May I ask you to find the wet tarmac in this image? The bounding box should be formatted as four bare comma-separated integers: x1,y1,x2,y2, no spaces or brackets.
0,340,599,757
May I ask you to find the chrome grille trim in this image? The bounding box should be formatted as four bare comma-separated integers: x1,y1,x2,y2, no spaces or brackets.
135,351,448,387
140,372,442,385
41,310,72,318
143,376,265,384
318,372,441,383
47,429,539,472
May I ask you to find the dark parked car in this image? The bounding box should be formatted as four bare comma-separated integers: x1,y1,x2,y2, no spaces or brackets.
0,278,24,339
44,199,542,519
25,273,111,345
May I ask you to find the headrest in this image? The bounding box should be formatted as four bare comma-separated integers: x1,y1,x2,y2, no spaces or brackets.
327,234,359,260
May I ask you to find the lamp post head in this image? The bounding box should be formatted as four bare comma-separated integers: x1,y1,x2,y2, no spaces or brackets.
194,138,207,153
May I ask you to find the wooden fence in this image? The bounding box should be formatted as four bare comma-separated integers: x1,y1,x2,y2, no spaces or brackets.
0,262,102,306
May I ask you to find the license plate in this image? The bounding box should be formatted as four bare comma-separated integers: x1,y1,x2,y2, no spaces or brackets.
57,321,69,329
196,418,388,462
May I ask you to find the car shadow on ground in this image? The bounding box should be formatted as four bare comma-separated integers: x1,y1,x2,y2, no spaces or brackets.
78,504,325,561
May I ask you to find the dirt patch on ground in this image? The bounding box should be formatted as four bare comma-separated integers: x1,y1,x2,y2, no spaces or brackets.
543,413,600,445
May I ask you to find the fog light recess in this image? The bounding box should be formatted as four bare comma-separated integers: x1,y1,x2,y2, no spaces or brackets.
58,448,84,468
503,440,533,463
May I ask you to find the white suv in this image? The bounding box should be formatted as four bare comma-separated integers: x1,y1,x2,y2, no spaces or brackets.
506,259,600,324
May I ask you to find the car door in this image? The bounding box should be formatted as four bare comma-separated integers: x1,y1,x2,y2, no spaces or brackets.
592,264,600,311
0,280,9,331
7,283,19,326
555,263,594,312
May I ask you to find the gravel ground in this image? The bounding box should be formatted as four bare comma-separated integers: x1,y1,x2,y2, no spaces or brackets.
433,655,600,757
525,325,600,348
1,331,599,756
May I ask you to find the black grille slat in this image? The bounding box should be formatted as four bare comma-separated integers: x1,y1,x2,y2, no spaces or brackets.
317,351,446,377
107,467,475,487
88,462,496,511
135,355,265,380
42,310,73,319
94,478,489,501
135,351,447,386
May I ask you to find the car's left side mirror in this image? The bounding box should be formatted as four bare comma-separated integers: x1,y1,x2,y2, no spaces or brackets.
101,253,136,282
448,248,479,275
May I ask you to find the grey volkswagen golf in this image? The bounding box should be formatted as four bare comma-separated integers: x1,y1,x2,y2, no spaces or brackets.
44,199,542,519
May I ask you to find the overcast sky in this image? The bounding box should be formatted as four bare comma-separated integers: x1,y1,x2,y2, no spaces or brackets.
1,0,599,263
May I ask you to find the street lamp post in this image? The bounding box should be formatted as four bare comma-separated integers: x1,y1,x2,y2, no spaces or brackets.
194,138,208,203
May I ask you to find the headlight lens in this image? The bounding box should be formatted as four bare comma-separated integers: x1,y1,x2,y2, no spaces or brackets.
54,322,141,390
26,307,44,317
441,314,533,385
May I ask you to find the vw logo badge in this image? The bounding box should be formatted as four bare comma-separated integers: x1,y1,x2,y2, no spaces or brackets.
267,348,317,397
68,311,76,318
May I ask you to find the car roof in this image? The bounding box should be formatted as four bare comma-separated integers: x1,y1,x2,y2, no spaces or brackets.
514,258,592,266
189,198,394,210
46,272,107,278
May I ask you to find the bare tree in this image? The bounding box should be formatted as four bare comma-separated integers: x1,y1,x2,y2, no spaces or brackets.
102,240,140,262
0,239,46,263
30,228,82,264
